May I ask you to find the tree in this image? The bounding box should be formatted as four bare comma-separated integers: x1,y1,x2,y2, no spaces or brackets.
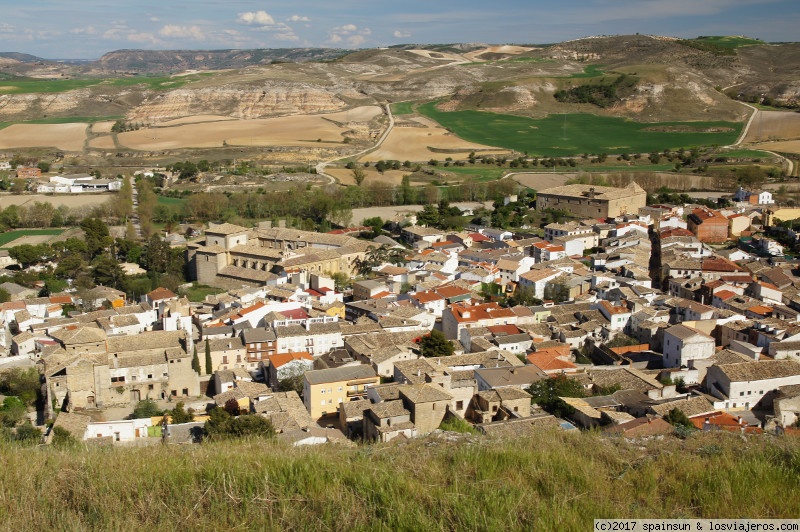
205,339,212,375
0,288,10,304
92,256,125,289
0,368,41,407
508,284,541,306
132,399,162,419
192,347,201,374
664,408,693,429
51,426,77,447
0,396,26,427
80,218,112,259
419,329,454,358
204,408,275,440
169,402,194,424
526,375,586,418
352,167,366,186
416,203,439,227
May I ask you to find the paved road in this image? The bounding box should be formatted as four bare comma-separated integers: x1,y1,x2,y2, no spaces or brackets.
316,102,395,185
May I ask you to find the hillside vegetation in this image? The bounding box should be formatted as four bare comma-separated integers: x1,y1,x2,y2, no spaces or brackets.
2,430,798,529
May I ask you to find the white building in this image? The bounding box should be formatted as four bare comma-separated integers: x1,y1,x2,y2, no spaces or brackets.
662,324,716,368
706,360,800,410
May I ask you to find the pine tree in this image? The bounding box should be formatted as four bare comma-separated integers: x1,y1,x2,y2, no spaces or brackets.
192,346,201,374
205,338,212,375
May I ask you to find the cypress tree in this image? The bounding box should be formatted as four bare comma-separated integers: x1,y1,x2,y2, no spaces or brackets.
205,338,212,375
191,346,201,374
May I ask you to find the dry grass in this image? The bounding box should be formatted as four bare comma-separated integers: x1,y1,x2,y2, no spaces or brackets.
0,123,87,151
1,430,797,530
0,194,111,210
754,140,800,155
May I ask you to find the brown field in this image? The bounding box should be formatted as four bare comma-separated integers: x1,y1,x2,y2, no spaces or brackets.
88,136,116,149
158,115,237,126
328,168,408,186
744,111,800,143
406,49,467,62
116,107,384,150
326,106,383,122
0,194,111,209
510,173,571,190
90,121,116,134
754,140,800,155
463,45,535,61
0,123,86,151
4,234,56,247
362,117,508,162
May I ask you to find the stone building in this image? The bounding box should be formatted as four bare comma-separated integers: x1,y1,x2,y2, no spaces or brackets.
535,182,646,219
188,224,371,288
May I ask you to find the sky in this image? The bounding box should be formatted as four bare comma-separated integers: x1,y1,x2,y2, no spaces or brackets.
0,0,798,59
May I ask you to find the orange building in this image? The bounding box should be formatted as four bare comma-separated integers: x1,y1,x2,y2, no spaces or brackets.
687,207,729,243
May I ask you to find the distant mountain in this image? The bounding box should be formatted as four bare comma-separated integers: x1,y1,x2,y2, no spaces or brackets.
93,48,350,74
0,52,50,63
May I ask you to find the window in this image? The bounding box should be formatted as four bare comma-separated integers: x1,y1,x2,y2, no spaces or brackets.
456,401,463,410
183,388,188,395
148,384,154,390
163,372,168,377
147,374,153,379
222,356,228,364
171,390,177,397
740,392,744,396
131,376,137,381
111,376,125,383
321,389,325,394
114,432,120,442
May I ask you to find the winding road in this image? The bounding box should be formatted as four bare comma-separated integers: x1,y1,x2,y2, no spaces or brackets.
315,102,396,185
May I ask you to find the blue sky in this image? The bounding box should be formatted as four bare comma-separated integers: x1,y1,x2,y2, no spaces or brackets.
1,0,798,59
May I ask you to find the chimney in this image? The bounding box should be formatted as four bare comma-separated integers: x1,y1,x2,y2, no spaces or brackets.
588,187,595,199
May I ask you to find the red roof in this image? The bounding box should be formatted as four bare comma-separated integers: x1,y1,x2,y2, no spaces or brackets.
267,351,313,369
714,290,738,301
487,324,521,335
280,307,309,320
412,291,445,304
450,302,515,323
689,411,762,434
527,351,577,372
469,232,491,242
147,287,177,301
49,295,73,305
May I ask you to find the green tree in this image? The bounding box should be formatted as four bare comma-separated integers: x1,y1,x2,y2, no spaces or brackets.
51,425,77,447
14,422,42,444
132,399,162,419
169,402,194,424
664,408,694,429
80,217,112,259
419,329,455,358
0,368,41,407
204,408,275,440
92,256,125,289
526,375,586,418
352,167,366,186
0,288,10,304
205,339,212,375
0,396,26,427
192,347,201,374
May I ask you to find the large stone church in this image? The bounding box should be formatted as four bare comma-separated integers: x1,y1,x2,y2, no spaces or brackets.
187,223,372,288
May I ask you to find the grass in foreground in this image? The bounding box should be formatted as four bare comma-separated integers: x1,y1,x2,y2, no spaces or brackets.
1,430,798,529
0,229,65,248
418,102,742,157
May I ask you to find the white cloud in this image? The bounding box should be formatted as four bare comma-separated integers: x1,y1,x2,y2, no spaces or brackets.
348,35,366,47
288,15,310,22
329,24,371,47
393,30,411,38
237,10,275,26
148,15,160,22
159,25,204,40
273,32,300,42
70,26,98,35
127,32,161,45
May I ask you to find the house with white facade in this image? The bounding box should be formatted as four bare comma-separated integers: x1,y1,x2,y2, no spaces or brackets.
662,324,716,368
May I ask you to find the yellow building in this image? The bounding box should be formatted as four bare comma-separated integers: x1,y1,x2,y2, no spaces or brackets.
536,182,646,219
303,365,379,420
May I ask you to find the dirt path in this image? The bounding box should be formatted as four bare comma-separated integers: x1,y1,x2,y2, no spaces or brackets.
316,103,395,185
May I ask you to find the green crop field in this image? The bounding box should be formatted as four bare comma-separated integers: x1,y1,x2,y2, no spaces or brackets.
156,195,187,206
418,102,743,157
0,73,213,95
717,149,776,159
390,102,415,116
693,36,764,49
0,229,65,248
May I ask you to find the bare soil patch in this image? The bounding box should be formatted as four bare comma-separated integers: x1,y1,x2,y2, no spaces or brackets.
89,136,116,149
511,173,571,190
91,121,116,133
328,168,408,186
0,123,86,151
362,118,508,162
326,106,383,122
351,201,492,225
4,234,56,247
754,140,800,155
0,194,111,209
744,111,800,143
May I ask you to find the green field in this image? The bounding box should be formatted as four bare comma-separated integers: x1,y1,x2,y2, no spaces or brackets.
179,283,225,302
692,36,765,49
0,229,65,248
0,73,214,95
156,195,187,206
717,149,777,159
390,102,415,116
418,102,743,157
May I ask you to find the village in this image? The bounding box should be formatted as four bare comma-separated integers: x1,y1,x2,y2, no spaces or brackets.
1,178,800,447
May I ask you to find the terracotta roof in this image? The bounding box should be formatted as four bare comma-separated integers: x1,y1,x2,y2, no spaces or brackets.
267,351,313,369
147,287,177,301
